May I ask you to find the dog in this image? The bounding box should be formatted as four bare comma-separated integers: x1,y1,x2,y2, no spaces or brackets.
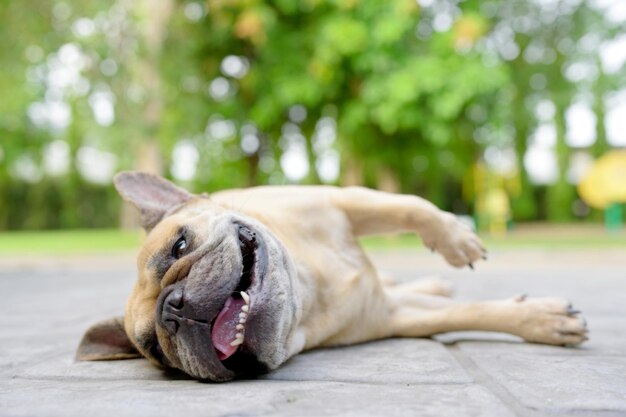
76,171,588,381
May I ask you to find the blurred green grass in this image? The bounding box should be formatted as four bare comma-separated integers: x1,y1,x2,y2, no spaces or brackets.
0,227,624,255
0,229,143,255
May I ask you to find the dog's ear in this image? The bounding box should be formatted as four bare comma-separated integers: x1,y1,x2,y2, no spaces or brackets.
114,171,193,231
76,317,141,361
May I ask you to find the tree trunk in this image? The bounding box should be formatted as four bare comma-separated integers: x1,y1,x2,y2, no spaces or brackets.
246,153,259,187
510,46,537,221
341,156,363,186
546,96,574,221
592,62,609,158
119,0,174,229
376,165,400,193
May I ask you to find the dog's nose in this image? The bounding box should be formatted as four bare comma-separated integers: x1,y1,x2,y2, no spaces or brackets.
161,287,185,335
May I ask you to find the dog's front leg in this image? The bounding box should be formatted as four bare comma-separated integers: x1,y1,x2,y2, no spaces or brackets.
387,291,588,346
331,187,485,268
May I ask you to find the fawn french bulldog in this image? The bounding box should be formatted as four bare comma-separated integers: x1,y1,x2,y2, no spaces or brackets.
77,172,587,381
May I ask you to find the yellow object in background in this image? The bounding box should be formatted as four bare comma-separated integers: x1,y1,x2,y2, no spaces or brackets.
484,188,510,236
578,150,626,209
578,150,626,232
468,161,513,235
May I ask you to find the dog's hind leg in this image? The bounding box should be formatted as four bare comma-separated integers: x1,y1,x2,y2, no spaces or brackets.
377,270,398,286
386,290,588,346
378,271,453,297
392,276,454,297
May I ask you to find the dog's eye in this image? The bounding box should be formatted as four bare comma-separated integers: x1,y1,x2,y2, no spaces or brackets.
172,237,187,259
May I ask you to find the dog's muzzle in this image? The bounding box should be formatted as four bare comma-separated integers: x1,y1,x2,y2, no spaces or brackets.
155,224,269,381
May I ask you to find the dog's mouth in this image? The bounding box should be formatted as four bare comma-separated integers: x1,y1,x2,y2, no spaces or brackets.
210,225,257,362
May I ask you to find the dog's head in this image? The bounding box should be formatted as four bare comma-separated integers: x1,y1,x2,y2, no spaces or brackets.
76,172,301,381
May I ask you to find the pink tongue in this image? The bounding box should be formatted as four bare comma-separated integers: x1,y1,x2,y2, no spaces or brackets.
211,296,245,361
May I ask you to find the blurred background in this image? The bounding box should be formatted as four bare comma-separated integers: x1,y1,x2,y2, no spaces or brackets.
1,0,626,247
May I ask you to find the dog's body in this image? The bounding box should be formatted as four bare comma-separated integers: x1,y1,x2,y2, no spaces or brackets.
77,172,588,381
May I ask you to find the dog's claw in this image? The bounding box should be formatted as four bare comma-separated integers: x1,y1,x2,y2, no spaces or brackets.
567,308,581,316
514,293,528,302
468,263,474,270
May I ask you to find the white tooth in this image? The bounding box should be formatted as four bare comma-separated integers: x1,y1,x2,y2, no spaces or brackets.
235,332,243,339
239,318,246,324
236,324,244,330
239,312,247,320
229,336,244,346
240,291,250,304
241,305,249,313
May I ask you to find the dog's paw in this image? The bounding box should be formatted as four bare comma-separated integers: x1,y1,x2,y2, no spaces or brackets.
511,296,589,346
422,212,486,269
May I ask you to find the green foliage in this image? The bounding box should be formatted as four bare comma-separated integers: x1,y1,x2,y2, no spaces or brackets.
0,0,623,230
0,229,141,254
0,178,121,230
194,0,510,207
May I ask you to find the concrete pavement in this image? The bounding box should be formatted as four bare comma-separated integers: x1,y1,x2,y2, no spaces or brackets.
0,248,625,416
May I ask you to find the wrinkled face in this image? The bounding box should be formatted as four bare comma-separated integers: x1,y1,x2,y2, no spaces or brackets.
125,199,300,381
